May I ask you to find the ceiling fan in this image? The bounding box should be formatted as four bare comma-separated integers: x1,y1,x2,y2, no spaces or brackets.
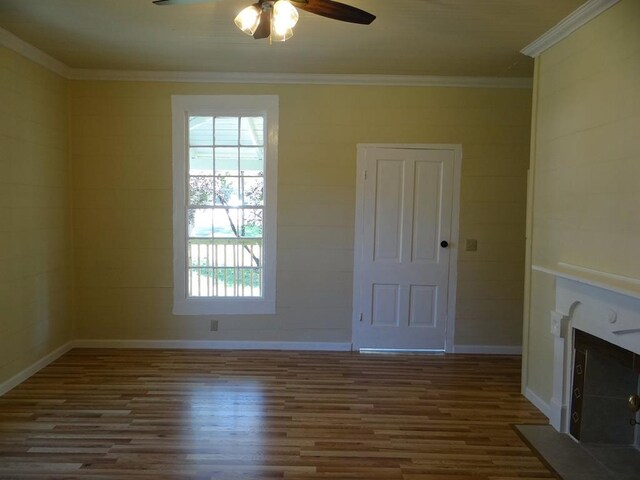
153,0,376,42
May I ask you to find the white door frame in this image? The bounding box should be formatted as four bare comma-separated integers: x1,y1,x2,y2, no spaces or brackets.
352,144,462,353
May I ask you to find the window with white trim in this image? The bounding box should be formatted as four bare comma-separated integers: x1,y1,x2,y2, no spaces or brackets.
172,96,278,315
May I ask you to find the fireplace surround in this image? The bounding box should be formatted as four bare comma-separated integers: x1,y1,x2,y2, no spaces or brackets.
533,262,640,444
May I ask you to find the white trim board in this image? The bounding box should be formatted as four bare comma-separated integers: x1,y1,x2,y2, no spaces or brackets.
73,340,353,351
68,70,532,89
0,341,74,396
0,27,71,77
73,341,524,354
453,345,523,355
523,387,551,420
170,95,279,315
521,0,620,58
447,148,463,354
533,262,640,301
0,26,531,89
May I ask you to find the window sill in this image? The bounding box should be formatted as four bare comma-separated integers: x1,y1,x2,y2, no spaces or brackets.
173,298,276,316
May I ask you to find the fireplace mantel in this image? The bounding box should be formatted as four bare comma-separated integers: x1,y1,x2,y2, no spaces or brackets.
533,262,640,302
532,262,640,432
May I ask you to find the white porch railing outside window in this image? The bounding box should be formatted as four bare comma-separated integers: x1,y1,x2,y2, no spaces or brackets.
188,238,263,297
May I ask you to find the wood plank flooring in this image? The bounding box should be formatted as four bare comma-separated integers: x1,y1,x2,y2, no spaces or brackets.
0,350,552,479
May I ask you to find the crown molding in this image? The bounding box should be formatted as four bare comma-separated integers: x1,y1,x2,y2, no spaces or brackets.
0,27,71,77
68,69,532,88
521,0,620,58
0,26,531,89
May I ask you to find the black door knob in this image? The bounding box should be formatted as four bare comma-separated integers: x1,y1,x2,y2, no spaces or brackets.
440,241,449,248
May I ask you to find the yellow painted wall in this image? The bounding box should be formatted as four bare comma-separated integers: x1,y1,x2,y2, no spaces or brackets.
0,47,72,384
70,81,531,345
524,0,640,403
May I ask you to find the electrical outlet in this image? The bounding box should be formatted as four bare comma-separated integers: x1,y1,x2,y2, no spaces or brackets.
465,239,478,252
210,320,219,332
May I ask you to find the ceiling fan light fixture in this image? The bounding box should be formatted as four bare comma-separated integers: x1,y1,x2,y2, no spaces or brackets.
272,0,299,30
270,24,294,42
234,5,261,35
155,0,376,42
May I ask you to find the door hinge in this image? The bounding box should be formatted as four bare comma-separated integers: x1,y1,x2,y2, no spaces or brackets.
364,170,368,180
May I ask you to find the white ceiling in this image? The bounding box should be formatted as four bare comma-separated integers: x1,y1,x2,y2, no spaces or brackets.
0,0,585,77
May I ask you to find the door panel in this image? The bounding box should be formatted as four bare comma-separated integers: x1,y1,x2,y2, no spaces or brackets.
372,284,400,326
409,285,437,327
355,146,455,350
412,160,441,263
373,160,404,262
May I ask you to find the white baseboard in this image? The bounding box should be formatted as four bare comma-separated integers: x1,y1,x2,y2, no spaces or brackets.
73,339,353,352
453,344,523,355
524,387,551,419
0,341,74,396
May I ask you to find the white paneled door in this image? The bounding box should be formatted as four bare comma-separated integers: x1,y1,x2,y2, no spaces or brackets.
353,146,459,351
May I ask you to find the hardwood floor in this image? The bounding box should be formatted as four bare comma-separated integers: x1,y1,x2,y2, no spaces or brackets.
0,350,552,479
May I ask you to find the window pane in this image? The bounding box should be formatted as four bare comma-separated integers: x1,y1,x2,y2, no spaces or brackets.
215,147,238,176
189,177,214,206
240,147,264,175
188,209,213,238
213,207,239,237
189,147,213,175
189,117,213,146
214,176,240,206
241,209,263,238
211,240,237,268
237,240,262,267
213,268,236,297
189,268,214,297
237,268,262,296
240,117,264,146
241,177,264,206
188,240,213,267
215,117,239,146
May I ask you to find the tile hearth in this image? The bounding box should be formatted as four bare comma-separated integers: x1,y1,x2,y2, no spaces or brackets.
516,425,640,480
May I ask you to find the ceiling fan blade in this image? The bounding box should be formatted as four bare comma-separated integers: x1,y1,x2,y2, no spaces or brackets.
153,0,213,5
292,0,375,25
253,9,271,39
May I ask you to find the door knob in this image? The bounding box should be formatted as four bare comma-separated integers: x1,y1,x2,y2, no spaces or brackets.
440,241,449,248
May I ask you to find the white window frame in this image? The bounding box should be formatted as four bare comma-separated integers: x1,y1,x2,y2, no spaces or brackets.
171,95,278,315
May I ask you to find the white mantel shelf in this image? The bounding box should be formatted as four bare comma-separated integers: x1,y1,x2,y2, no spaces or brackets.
532,262,640,301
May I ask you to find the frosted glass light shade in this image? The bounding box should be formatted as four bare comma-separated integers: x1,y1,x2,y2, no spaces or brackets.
270,25,294,42
234,5,261,35
273,0,299,30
